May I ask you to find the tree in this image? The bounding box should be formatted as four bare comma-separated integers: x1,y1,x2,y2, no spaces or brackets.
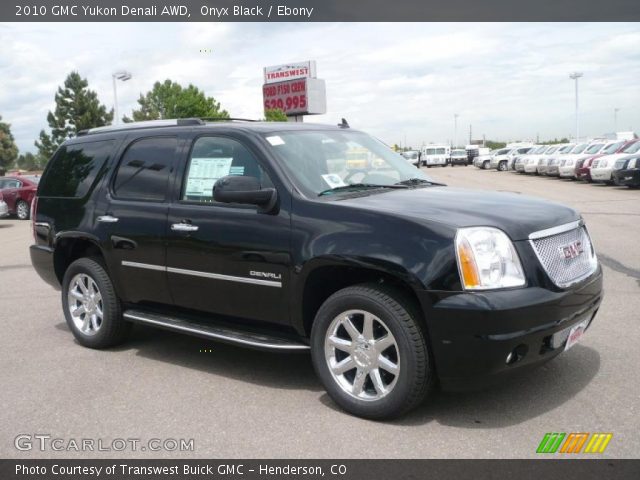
264,108,288,122
35,71,113,160
540,137,570,145
16,152,40,171
124,80,229,122
484,140,507,150
0,115,19,172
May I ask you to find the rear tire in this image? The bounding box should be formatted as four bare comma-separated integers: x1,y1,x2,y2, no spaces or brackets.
62,257,131,349
310,284,433,420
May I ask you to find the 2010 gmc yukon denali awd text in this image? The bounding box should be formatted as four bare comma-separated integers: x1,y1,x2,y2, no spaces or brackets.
30,119,603,419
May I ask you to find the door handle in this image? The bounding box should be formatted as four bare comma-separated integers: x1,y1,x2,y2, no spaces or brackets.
171,223,199,232
97,215,119,223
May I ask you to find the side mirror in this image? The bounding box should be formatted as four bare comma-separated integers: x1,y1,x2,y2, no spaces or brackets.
213,175,277,212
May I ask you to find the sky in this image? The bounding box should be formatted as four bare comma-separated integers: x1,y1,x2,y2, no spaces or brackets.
1,22,639,153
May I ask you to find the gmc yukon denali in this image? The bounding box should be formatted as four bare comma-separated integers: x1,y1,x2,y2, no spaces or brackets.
30,119,603,419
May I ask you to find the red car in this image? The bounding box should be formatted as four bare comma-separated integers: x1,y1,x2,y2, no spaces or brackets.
0,175,40,220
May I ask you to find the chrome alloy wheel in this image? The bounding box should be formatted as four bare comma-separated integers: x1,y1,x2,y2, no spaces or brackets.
324,309,400,401
16,201,29,220
67,273,103,336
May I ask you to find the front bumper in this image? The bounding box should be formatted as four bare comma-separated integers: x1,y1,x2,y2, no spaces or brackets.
591,169,612,182
559,167,575,178
612,170,640,187
419,267,603,391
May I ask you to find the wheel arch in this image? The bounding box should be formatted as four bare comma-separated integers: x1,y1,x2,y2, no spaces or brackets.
53,233,106,284
295,258,427,339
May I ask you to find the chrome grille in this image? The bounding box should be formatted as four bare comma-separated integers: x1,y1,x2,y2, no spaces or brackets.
530,224,597,288
592,160,600,168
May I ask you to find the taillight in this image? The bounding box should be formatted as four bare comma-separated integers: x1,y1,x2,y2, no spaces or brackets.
30,196,38,241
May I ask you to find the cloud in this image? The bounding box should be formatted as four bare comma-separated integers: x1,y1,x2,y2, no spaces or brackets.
0,22,638,153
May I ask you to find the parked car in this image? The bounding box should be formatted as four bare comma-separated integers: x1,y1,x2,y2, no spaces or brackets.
401,150,421,167
576,140,632,183
474,147,505,169
546,145,576,177
449,149,469,166
30,119,603,420
490,147,532,171
421,145,450,167
514,145,548,173
537,145,563,175
612,154,640,188
523,146,552,174
508,147,534,170
0,175,40,219
0,192,9,218
558,143,591,179
590,140,640,184
473,150,497,169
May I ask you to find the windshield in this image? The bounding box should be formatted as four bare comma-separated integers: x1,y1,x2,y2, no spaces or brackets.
559,145,574,154
585,144,604,154
571,143,589,154
265,130,434,197
603,142,624,154
622,141,640,154
402,151,418,159
452,150,466,156
546,147,558,154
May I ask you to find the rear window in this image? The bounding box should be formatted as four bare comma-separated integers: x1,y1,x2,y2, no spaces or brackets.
39,140,115,198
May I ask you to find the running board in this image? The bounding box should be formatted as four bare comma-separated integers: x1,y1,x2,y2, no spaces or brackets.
123,309,310,352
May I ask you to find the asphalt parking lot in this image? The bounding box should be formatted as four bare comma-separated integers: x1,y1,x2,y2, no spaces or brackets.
1,167,638,459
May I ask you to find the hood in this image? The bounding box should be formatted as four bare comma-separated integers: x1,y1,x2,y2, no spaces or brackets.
338,187,579,241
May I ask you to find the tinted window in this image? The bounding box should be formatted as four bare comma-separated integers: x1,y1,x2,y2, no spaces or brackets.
182,136,272,203
39,140,115,198
113,137,178,201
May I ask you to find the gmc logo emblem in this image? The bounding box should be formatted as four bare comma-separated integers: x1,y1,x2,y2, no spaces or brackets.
561,241,584,259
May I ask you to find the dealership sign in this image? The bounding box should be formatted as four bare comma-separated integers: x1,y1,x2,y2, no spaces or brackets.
263,77,326,116
263,61,326,117
263,61,317,84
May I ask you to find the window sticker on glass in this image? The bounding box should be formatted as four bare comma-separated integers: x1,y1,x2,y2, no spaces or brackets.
266,135,285,146
185,157,233,198
322,174,347,189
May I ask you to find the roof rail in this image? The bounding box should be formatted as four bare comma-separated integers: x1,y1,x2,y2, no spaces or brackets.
201,117,257,122
77,118,205,136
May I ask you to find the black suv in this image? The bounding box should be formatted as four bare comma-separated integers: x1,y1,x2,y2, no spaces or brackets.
30,119,603,419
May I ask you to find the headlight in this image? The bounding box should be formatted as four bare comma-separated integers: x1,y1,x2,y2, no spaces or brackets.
455,227,526,290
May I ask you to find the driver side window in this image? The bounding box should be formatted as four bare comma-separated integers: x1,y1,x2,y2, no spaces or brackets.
182,136,272,203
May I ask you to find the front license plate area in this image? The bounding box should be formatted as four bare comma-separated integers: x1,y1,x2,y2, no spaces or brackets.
564,319,590,351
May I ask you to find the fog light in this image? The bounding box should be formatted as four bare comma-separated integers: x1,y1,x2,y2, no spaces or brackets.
506,344,528,365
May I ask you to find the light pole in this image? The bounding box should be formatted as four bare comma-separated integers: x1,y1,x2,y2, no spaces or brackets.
614,108,620,132
453,113,459,148
112,71,132,125
569,72,583,141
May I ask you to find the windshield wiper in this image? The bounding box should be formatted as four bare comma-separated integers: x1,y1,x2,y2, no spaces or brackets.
394,178,446,187
318,183,407,196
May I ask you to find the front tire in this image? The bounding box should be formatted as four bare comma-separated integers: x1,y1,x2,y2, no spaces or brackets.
16,200,29,220
498,161,508,171
62,257,131,349
311,284,432,419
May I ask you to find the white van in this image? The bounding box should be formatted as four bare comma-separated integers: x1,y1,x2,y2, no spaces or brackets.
421,145,450,167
